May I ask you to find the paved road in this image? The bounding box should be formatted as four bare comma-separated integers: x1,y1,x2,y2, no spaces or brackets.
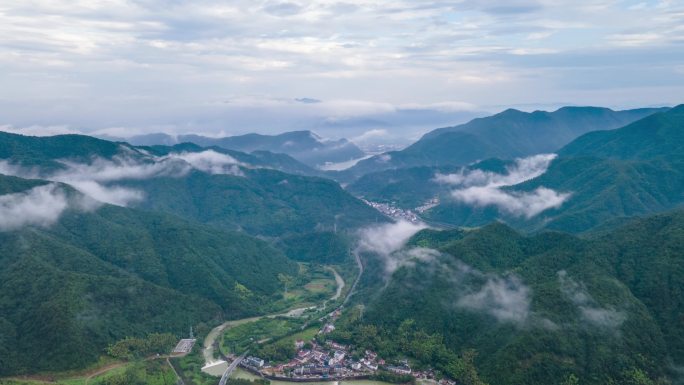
203,264,350,369
219,352,248,385
205,252,365,385
343,249,364,306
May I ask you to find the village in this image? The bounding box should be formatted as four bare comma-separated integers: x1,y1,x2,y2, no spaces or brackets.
363,200,421,223
231,314,457,385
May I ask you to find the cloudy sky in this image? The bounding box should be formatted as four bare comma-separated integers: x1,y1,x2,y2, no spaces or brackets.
0,0,682,143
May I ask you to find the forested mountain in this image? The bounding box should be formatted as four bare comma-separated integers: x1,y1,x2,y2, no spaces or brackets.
0,132,319,177
383,106,684,233
0,175,298,375
0,131,385,237
143,142,320,176
119,167,386,236
347,159,512,209
0,132,140,171
1,105,682,384
127,130,366,168
338,210,684,385
340,106,666,180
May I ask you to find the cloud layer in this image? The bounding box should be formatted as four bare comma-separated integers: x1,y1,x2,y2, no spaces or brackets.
0,150,245,206
357,221,533,327
558,270,626,328
436,153,570,218
0,1,681,141
356,220,429,275
0,184,69,231
457,274,531,324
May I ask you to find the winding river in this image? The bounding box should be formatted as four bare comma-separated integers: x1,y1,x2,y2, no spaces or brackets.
202,265,350,376
201,254,408,385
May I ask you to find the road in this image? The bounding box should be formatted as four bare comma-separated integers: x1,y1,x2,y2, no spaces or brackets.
219,351,249,385
203,264,351,369
328,267,345,301
204,251,367,385
343,249,363,306
203,316,262,367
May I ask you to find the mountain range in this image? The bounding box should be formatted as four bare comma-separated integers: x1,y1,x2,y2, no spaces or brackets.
0,131,383,375
0,174,299,374
123,130,366,168
342,210,684,385
1,103,683,385
424,105,684,233
338,106,667,181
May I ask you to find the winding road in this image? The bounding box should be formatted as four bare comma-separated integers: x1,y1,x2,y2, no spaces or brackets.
203,256,365,379
343,250,363,306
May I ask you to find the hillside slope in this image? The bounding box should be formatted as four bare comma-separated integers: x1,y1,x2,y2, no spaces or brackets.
422,106,684,233
342,106,666,180
128,130,366,167
338,211,684,385
0,132,385,236
0,175,297,375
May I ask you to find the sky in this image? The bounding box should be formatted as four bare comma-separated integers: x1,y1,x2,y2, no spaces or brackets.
0,0,682,145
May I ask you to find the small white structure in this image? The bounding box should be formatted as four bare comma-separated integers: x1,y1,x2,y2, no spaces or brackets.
244,356,265,368
172,339,196,356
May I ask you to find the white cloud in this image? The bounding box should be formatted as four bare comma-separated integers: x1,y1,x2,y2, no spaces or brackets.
399,249,538,327
0,184,69,231
351,129,389,144
317,155,372,171
452,186,570,218
357,220,427,256
1,0,681,141
377,154,392,163
164,150,245,176
55,156,190,183
457,274,531,325
0,124,81,137
435,153,557,187
436,153,570,218
0,150,246,206
63,180,144,207
558,270,626,328
357,220,428,274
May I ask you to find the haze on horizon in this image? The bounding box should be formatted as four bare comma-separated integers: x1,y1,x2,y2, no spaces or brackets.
0,0,682,146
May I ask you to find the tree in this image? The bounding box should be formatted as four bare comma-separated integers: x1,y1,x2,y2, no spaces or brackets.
561,374,580,385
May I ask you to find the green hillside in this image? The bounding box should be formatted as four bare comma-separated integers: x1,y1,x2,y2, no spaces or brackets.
0,175,298,375
0,132,385,237
119,168,385,236
142,142,321,177
559,104,684,160
174,131,365,167
337,211,684,385
421,106,684,233
0,132,134,171
347,159,512,209
341,106,666,180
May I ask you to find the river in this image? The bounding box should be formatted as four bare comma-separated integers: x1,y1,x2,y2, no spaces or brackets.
201,255,405,385
231,368,398,385
202,266,350,376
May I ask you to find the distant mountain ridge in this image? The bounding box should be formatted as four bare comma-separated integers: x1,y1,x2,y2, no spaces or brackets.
422,105,684,233
0,131,385,237
126,130,366,168
340,106,668,180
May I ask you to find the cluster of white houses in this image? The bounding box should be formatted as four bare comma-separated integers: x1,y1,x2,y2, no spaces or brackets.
242,339,391,380
234,305,457,384
240,337,459,385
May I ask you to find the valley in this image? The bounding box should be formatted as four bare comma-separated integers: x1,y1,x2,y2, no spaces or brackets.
0,105,683,385
3,3,683,385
